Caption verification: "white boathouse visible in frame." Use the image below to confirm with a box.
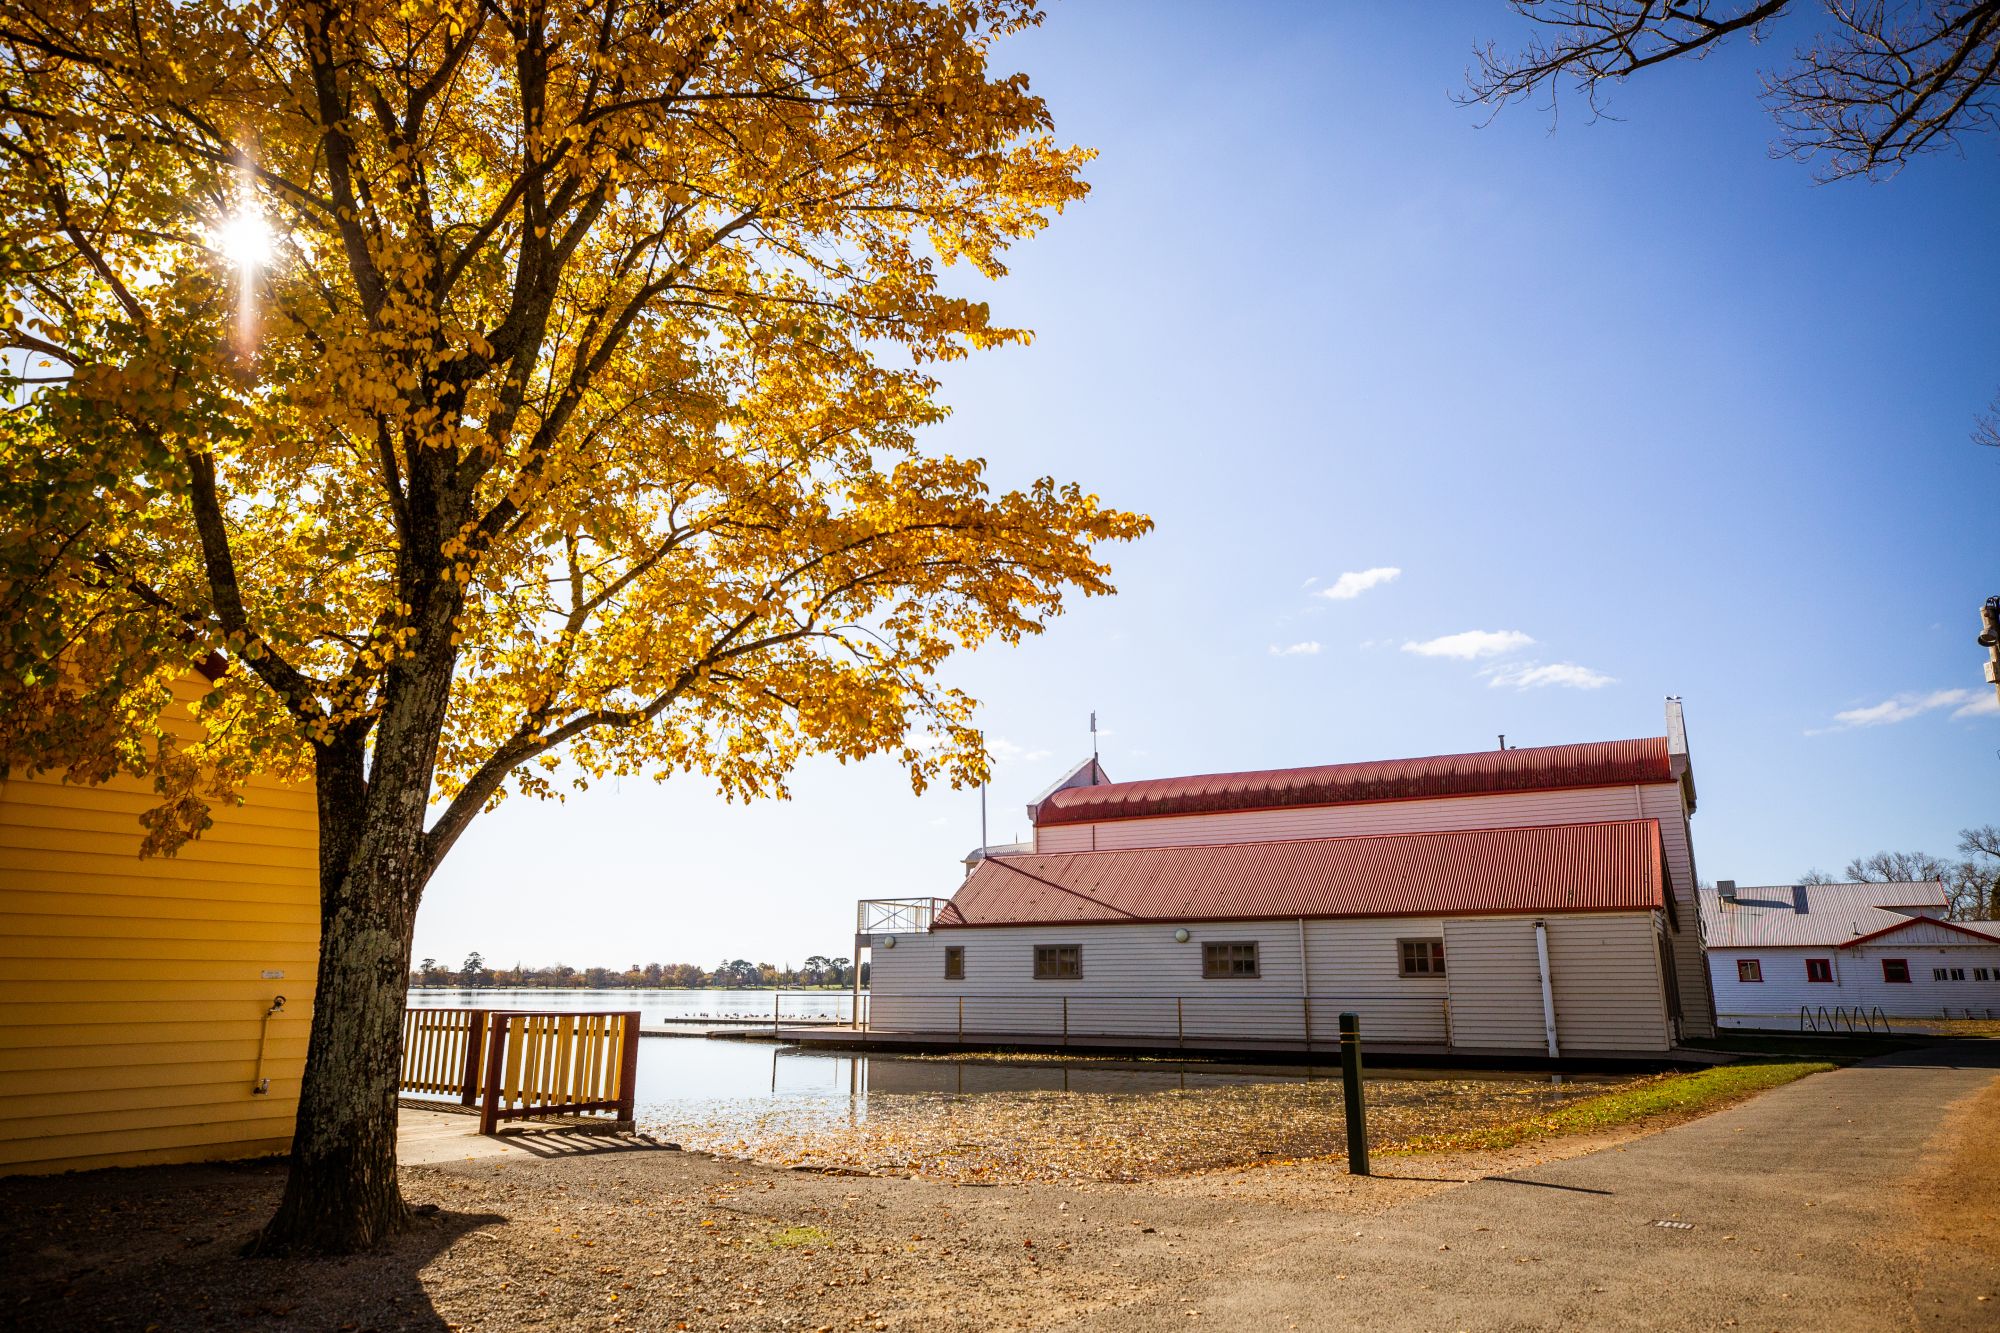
[857,702,1715,1055]
[1701,880,2000,1026]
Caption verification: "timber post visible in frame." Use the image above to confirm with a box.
[459,1010,488,1106]
[615,1009,641,1127]
[478,1012,510,1136]
[1340,1011,1369,1176]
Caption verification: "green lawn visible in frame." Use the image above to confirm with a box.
[1384,1061,1835,1155]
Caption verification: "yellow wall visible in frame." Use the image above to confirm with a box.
[0,679,319,1175]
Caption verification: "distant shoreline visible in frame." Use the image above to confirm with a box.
[410,976,856,984]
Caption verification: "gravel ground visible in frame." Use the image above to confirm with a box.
[0,1128,1551,1332]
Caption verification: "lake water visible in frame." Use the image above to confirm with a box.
[405,989,1606,1126]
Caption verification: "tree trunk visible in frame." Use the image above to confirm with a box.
[253,844,419,1253]
[254,697,443,1252]
[251,511,467,1253]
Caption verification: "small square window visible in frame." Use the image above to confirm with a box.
[1977,968,1991,982]
[1951,968,1966,982]
[1202,942,1260,979]
[1805,958,1832,983]
[1033,945,1081,980]
[1736,959,1763,983]
[1935,967,1950,982]
[943,946,964,980]
[1399,940,1446,977]
[1882,958,1910,983]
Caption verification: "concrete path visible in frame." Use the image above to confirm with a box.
[1106,1046,2000,1331]
[396,1106,661,1165]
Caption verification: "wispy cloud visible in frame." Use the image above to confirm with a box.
[1401,629,1535,660]
[1811,688,2000,733]
[989,737,1053,764]
[1318,566,1401,601]
[1484,661,1615,691]
[1269,640,1322,657]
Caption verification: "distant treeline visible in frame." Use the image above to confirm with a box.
[407,953,859,990]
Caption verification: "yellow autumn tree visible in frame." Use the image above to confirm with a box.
[0,0,1147,1251]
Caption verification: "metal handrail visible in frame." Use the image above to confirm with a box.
[856,897,951,934]
[859,992,1449,1048]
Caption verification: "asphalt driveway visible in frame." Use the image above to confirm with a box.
[1099,1045,2000,1332]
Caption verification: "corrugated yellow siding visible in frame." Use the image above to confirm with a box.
[0,678,319,1175]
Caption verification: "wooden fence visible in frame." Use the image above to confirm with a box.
[399,1008,640,1134]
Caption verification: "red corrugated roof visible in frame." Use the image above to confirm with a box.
[1034,737,1673,827]
[936,819,1665,928]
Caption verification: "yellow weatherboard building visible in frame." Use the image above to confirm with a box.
[0,677,318,1175]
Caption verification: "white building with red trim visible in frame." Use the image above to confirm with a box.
[1700,881,2000,1025]
[858,702,1714,1055]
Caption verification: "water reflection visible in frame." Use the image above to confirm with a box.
[623,1035,1610,1118]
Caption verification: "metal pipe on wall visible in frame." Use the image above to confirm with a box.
[1534,919,1560,1058]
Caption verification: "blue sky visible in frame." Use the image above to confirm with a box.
[412,1,1998,973]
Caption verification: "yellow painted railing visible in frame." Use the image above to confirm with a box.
[400,1008,640,1132]
[400,1008,489,1105]
[477,1010,640,1133]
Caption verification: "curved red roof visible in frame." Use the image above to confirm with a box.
[938,819,1666,927]
[1034,737,1672,828]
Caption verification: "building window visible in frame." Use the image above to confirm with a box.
[1399,940,1446,977]
[1202,942,1260,979]
[1977,968,1992,982]
[1934,967,1949,982]
[943,946,964,980]
[1736,959,1763,983]
[1805,958,1832,983]
[1033,945,1081,980]
[1882,959,1910,983]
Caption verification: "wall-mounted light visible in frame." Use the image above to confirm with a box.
[1174,928,1190,944]
[880,936,896,949]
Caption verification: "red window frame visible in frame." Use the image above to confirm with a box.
[1805,958,1832,983]
[1736,958,1763,983]
[1881,958,1911,984]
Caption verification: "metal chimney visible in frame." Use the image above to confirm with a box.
[1793,885,1810,914]
[1717,880,1737,903]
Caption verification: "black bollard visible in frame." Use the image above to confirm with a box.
[1339,1011,1369,1176]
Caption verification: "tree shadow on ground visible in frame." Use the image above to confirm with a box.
[0,1157,502,1332]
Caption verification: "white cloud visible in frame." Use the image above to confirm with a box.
[1811,688,2000,733]
[1269,640,1322,657]
[1318,566,1401,601]
[1484,661,1615,691]
[989,737,1053,764]
[1401,629,1535,660]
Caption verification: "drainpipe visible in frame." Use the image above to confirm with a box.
[1298,918,1312,1045]
[1534,920,1560,1058]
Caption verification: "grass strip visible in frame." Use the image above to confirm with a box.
[1382,1061,1834,1155]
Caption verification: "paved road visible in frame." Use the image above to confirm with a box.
[1105,1046,2000,1331]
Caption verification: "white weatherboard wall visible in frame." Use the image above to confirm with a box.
[1031,781,1713,1038]
[866,911,1669,1053]
[1710,937,2000,1023]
